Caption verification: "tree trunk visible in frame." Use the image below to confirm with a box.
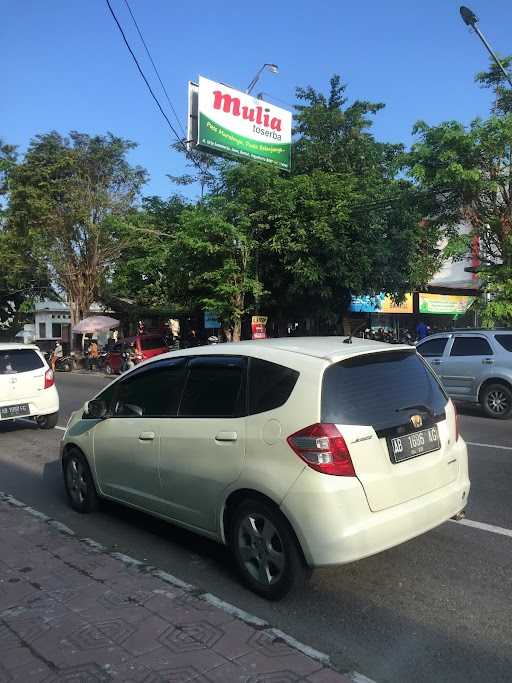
[232,318,241,342]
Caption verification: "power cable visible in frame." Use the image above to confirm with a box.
[104,0,214,181]
[121,0,187,139]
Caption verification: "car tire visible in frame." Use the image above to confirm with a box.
[229,498,310,600]
[36,411,59,429]
[63,448,99,513]
[480,382,512,419]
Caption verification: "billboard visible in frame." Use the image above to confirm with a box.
[190,76,292,171]
[350,293,413,314]
[419,293,475,315]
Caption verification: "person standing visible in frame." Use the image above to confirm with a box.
[87,339,99,371]
[416,320,429,341]
[51,341,63,371]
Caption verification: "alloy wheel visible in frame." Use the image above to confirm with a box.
[66,457,88,506]
[486,389,509,415]
[237,513,285,586]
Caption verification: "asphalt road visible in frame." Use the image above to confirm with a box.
[1,371,511,682]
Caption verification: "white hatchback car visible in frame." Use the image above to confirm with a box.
[61,337,469,599]
[0,343,59,429]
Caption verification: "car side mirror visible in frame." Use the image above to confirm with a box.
[85,399,108,420]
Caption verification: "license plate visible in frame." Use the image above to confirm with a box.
[0,404,30,419]
[388,425,440,463]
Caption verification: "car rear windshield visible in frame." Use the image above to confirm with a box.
[0,349,44,374]
[495,334,512,352]
[140,336,166,351]
[321,350,447,432]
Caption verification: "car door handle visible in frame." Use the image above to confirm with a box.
[215,431,238,442]
[482,358,494,365]
[138,431,155,441]
[430,359,443,365]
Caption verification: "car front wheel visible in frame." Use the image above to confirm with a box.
[36,411,59,429]
[63,449,99,513]
[229,498,310,600]
[481,383,512,419]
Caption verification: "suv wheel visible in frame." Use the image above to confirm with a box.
[63,449,99,513]
[229,499,310,600]
[480,383,512,419]
[36,411,59,429]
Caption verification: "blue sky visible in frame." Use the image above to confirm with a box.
[3,0,511,200]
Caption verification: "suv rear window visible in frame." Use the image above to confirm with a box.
[321,350,447,433]
[0,349,44,374]
[141,336,166,351]
[495,334,512,352]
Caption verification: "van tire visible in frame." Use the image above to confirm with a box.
[37,412,59,429]
[229,498,310,600]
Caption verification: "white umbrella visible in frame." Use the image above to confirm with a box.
[72,316,120,334]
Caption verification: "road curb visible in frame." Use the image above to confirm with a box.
[0,490,375,682]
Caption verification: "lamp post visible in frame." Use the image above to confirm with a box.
[459,6,512,89]
[246,63,279,95]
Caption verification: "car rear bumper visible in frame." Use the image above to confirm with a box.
[0,388,59,420]
[282,438,470,567]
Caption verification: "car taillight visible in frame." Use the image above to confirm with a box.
[287,423,356,476]
[44,369,54,389]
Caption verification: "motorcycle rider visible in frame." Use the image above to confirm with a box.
[51,341,63,371]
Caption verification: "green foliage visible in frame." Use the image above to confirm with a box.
[7,131,147,326]
[409,113,512,324]
[475,55,512,115]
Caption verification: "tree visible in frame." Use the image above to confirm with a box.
[475,55,512,115]
[7,132,147,332]
[409,115,512,324]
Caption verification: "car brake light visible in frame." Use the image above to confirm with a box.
[44,369,54,389]
[287,423,356,476]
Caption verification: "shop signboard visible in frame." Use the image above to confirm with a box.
[204,311,221,329]
[349,293,413,314]
[193,76,292,171]
[251,315,267,340]
[419,293,475,315]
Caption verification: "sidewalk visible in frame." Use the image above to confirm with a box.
[0,495,351,683]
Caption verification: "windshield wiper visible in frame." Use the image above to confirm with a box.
[396,403,433,416]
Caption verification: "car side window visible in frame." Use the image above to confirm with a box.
[495,334,512,352]
[248,357,299,415]
[417,337,449,358]
[178,356,246,418]
[112,358,187,417]
[450,336,493,356]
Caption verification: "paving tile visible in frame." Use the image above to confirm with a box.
[209,619,258,660]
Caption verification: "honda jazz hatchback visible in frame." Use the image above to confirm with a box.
[0,343,59,429]
[61,337,469,599]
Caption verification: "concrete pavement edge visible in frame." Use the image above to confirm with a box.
[0,490,377,683]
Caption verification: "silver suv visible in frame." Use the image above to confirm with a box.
[417,330,512,419]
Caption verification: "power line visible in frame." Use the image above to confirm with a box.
[121,0,187,139]
[104,0,214,181]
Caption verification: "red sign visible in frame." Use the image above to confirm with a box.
[251,316,267,340]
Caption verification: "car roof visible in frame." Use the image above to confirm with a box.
[421,330,512,340]
[156,337,412,364]
[0,343,41,351]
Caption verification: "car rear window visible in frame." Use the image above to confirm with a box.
[140,336,166,351]
[321,350,447,433]
[0,349,44,374]
[495,334,512,352]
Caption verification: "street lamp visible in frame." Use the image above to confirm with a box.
[246,63,279,95]
[459,6,512,89]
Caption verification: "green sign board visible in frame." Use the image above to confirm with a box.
[419,293,475,315]
[195,76,292,171]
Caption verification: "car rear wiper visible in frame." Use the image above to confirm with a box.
[396,403,433,416]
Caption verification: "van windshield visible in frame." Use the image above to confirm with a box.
[321,350,447,433]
